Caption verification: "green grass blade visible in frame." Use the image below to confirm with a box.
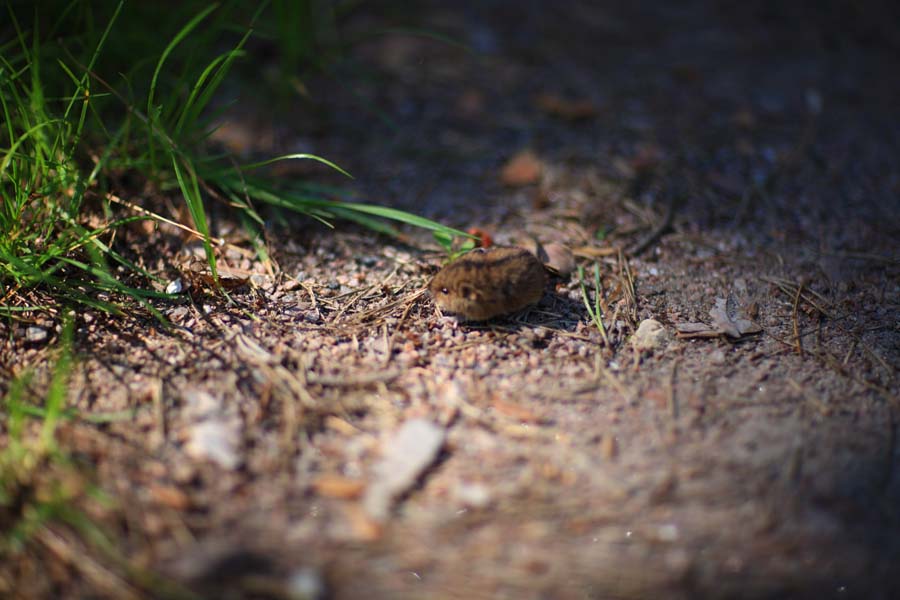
[40,316,74,451]
[172,154,218,280]
[239,153,354,178]
[147,3,219,168]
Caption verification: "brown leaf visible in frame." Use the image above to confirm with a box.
[534,93,598,120]
[492,397,544,423]
[709,297,761,338]
[629,144,663,174]
[312,475,365,499]
[500,150,543,187]
[149,484,191,510]
[542,243,575,277]
[600,434,618,460]
[340,504,383,541]
[573,245,619,258]
[456,89,485,118]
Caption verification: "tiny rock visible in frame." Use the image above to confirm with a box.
[25,326,48,343]
[185,419,242,470]
[165,278,184,294]
[287,567,327,600]
[632,319,669,352]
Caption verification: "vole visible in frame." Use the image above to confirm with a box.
[429,246,548,321]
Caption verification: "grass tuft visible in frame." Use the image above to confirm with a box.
[578,262,610,345]
[0,1,471,318]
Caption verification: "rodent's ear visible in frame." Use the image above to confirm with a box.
[459,283,477,300]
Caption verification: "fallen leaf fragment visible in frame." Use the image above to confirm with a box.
[675,298,762,340]
[149,484,191,510]
[492,397,544,423]
[312,475,365,500]
[709,297,761,338]
[543,242,576,276]
[528,240,576,276]
[340,504,383,542]
[600,434,618,460]
[674,323,721,339]
[534,93,598,120]
[629,144,663,174]
[363,419,446,521]
[456,89,485,117]
[500,150,543,187]
[573,245,619,259]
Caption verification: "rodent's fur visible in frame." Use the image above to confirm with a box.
[429,247,547,321]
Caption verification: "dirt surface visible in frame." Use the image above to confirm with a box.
[3,1,900,599]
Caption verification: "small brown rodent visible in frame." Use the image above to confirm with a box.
[429,246,548,321]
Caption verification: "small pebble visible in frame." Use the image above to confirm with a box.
[632,319,669,352]
[288,567,326,600]
[25,326,48,343]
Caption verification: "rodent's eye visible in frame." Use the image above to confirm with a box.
[440,287,449,294]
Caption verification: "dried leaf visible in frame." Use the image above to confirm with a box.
[312,475,365,499]
[709,297,761,338]
[149,484,191,510]
[534,93,598,120]
[500,150,543,187]
[492,397,544,423]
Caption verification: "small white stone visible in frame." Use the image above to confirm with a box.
[658,523,679,541]
[25,326,48,343]
[287,567,326,600]
[165,278,184,294]
[184,419,241,470]
[453,482,492,509]
[632,318,669,352]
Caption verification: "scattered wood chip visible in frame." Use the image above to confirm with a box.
[573,245,619,259]
[492,397,545,423]
[675,323,715,335]
[534,92,598,120]
[340,503,383,542]
[600,434,618,460]
[629,143,663,173]
[456,88,485,118]
[312,475,365,500]
[149,484,191,510]
[500,150,543,187]
[363,419,446,521]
